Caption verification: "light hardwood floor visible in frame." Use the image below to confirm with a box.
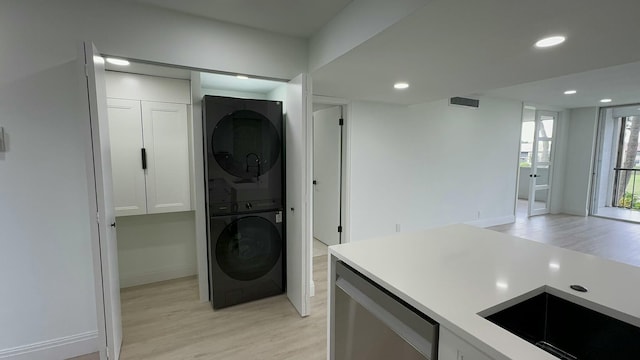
[489,201,640,268]
[116,253,329,360]
[71,210,640,359]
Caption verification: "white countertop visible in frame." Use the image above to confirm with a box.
[329,224,640,360]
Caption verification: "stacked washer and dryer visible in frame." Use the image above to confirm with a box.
[203,95,285,309]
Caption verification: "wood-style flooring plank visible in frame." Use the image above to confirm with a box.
[489,212,640,268]
[118,255,328,360]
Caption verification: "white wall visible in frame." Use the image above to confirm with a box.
[561,107,599,216]
[1,0,306,86]
[0,0,307,357]
[116,212,197,288]
[348,97,522,242]
[0,60,99,358]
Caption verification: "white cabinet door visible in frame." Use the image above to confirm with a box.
[107,98,146,216]
[142,101,191,214]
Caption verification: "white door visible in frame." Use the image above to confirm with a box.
[107,98,146,216]
[528,110,557,216]
[285,73,312,317]
[313,106,342,246]
[84,42,123,360]
[142,101,191,213]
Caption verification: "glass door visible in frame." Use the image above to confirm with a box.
[528,110,557,216]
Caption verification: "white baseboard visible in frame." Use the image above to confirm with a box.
[0,331,98,360]
[465,215,515,228]
[562,207,588,216]
[120,264,197,288]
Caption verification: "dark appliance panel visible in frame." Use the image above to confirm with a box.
[208,210,285,309]
[203,95,283,215]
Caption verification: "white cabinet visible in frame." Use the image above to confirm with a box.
[439,327,493,360]
[108,98,191,216]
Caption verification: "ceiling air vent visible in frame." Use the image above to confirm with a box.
[449,97,479,109]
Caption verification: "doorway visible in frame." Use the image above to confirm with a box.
[84,42,313,360]
[311,100,348,259]
[591,104,640,222]
[312,105,343,247]
[517,106,558,217]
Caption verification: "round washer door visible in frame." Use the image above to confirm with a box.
[216,216,282,281]
[212,109,281,179]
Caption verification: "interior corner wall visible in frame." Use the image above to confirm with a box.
[561,107,599,216]
[347,97,522,242]
[309,0,429,71]
[0,0,307,356]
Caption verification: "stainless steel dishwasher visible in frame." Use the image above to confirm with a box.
[330,259,439,359]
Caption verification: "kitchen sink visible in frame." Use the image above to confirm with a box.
[481,289,640,359]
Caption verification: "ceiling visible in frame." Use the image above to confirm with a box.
[312,0,640,107]
[119,0,640,109]
[485,61,640,109]
[124,0,352,38]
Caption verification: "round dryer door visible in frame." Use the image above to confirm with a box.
[212,109,281,179]
[216,216,282,281]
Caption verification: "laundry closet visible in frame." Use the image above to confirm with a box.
[103,63,305,313]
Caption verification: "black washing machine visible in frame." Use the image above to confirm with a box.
[203,95,283,215]
[208,210,285,309]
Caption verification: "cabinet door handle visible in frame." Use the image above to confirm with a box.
[141,148,147,170]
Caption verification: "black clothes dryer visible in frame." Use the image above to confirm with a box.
[208,210,285,309]
[203,95,283,216]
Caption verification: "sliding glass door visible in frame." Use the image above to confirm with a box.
[592,105,640,222]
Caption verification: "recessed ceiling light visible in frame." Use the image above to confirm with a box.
[236,75,249,80]
[93,56,105,64]
[394,82,409,89]
[535,35,566,48]
[564,90,577,95]
[106,57,130,66]
[600,98,612,103]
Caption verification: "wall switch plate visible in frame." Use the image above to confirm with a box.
[0,127,5,152]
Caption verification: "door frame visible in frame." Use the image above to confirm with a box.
[528,109,558,216]
[312,95,351,245]
[81,41,122,360]
[80,42,108,360]
[514,103,564,219]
